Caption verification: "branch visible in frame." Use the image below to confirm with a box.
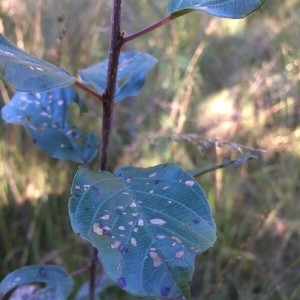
[89,248,99,300]
[75,80,103,102]
[70,266,90,277]
[100,0,124,171]
[123,10,191,44]
[90,1,123,297]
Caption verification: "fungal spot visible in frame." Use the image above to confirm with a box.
[58,100,64,106]
[122,191,129,195]
[115,209,123,215]
[175,249,185,259]
[117,206,124,210]
[128,221,134,226]
[171,236,182,244]
[130,202,137,208]
[185,180,195,186]
[160,287,170,297]
[130,237,137,247]
[116,261,122,271]
[138,219,144,226]
[133,227,139,233]
[193,219,200,224]
[149,172,157,178]
[100,214,110,220]
[168,201,172,204]
[119,244,128,256]
[149,190,154,194]
[156,234,166,239]
[38,267,47,278]
[103,226,110,231]
[93,223,104,235]
[163,186,170,190]
[150,218,166,226]
[126,178,132,183]
[111,240,121,249]
[149,251,163,267]
[118,225,125,231]
[117,277,126,288]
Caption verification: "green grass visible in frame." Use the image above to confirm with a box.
[0,0,300,299]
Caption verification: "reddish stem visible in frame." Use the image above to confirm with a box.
[123,11,191,44]
[100,0,124,171]
[75,80,103,102]
[70,267,90,277]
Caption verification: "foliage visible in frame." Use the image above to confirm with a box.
[0,1,271,300]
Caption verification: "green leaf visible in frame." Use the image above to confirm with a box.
[168,0,267,18]
[0,34,75,92]
[69,163,216,299]
[79,51,157,103]
[189,152,258,177]
[1,87,99,164]
[0,265,74,299]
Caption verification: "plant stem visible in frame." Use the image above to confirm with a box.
[75,80,103,102]
[70,266,90,277]
[100,0,124,171]
[123,11,191,44]
[89,248,99,300]
[89,1,123,299]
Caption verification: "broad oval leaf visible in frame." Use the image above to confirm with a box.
[0,265,74,300]
[0,34,75,92]
[1,87,99,163]
[69,163,216,299]
[79,51,157,103]
[168,0,267,18]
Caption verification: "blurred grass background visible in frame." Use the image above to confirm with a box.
[0,0,299,299]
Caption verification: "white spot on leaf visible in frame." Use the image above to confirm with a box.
[175,249,185,259]
[138,219,144,226]
[149,251,163,267]
[111,240,121,249]
[150,218,166,226]
[156,234,166,239]
[118,226,125,231]
[130,202,137,208]
[93,223,104,235]
[171,236,182,244]
[100,214,110,220]
[149,172,157,178]
[131,237,137,247]
[185,180,195,186]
